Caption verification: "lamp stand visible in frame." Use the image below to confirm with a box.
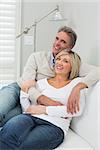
[16,5,65,52]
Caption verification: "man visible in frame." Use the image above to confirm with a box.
[0,26,100,125]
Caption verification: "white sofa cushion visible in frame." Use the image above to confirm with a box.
[55,129,93,150]
[70,82,100,150]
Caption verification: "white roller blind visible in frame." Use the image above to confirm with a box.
[0,0,17,84]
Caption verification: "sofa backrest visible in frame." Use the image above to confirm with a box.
[70,81,100,150]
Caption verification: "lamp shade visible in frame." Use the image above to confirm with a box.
[51,6,67,21]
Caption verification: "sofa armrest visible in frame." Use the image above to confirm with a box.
[70,81,100,150]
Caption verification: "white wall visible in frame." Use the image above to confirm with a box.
[63,3,98,64]
[97,2,100,66]
[20,1,99,74]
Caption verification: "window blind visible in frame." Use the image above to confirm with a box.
[0,0,17,84]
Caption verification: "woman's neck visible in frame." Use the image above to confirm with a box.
[54,74,69,82]
[48,74,71,89]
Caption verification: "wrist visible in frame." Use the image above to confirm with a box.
[42,106,47,114]
[75,82,88,91]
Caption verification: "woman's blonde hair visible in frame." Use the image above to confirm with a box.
[55,49,81,80]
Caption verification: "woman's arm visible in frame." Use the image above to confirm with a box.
[20,80,63,114]
[20,91,31,112]
[46,90,86,118]
[20,90,45,115]
[25,89,86,117]
[20,89,46,114]
[21,79,63,106]
[20,80,36,112]
[20,89,85,117]
[20,91,46,115]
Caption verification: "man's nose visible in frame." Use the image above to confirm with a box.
[56,40,61,45]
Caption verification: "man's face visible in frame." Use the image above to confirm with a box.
[52,31,71,57]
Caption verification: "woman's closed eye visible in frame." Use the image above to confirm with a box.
[56,57,60,61]
[63,59,69,63]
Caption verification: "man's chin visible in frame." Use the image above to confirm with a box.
[52,49,62,55]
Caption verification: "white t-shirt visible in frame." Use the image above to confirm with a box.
[20,77,86,133]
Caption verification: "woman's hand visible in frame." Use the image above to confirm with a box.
[26,105,46,115]
[21,80,36,93]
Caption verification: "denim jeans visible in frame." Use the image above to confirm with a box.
[0,82,21,126]
[0,114,64,150]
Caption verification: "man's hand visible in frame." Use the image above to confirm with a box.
[37,95,63,106]
[21,80,36,93]
[26,105,46,115]
[67,82,87,114]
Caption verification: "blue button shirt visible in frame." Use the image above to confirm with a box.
[50,54,55,68]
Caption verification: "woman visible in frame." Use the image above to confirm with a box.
[0,50,85,150]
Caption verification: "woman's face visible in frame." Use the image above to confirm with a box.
[55,54,71,76]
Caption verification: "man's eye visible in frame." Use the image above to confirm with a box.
[63,41,66,44]
[56,37,59,40]
[61,40,66,44]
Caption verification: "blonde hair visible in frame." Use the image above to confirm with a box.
[55,49,81,80]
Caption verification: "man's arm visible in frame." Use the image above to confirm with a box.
[26,90,85,117]
[79,63,100,87]
[67,82,87,114]
[18,53,42,104]
[37,95,63,106]
[67,63,100,114]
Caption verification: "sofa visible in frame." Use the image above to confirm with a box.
[0,81,99,150]
[55,81,100,150]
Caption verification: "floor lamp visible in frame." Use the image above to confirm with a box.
[16,5,66,51]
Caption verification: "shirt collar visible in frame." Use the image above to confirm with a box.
[50,53,55,68]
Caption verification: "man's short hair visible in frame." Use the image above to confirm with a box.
[58,26,77,49]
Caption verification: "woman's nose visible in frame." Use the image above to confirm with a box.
[57,60,63,65]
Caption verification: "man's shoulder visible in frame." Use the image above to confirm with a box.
[27,51,52,64]
[30,51,51,57]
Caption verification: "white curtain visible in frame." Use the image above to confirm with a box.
[0,0,18,84]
